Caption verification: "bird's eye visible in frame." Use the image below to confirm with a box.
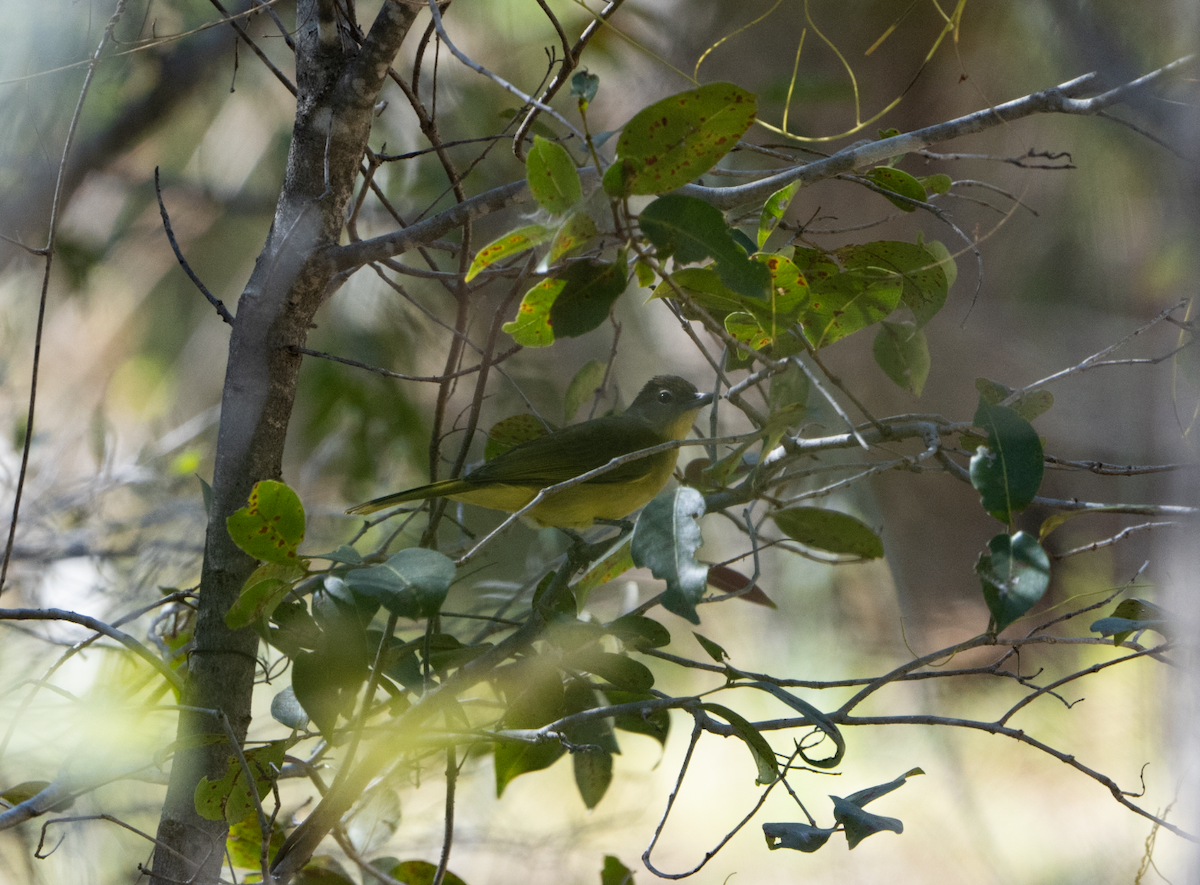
[658,389,672,403]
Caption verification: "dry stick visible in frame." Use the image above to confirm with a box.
[154,168,235,324]
[0,0,129,599]
[287,343,518,382]
[1004,299,1190,401]
[424,0,584,142]
[432,745,458,885]
[36,814,193,865]
[511,0,626,159]
[207,0,296,95]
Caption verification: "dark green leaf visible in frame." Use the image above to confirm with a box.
[574,749,613,809]
[374,859,469,885]
[567,650,655,692]
[548,255,629,339]
[606,690,670,745]
[640,195,771,300]
[571,70,600,105]
[605,613,671,649]
[976,531,1051,632]
[693,631,728,662]
[701,702,778,784]
[770,507,883,558]
[344,548,455,620]
[763,821,835,853]
[843,768,924,807]
[830,795,904,849]
[631,487,708,624]
[969,401,1044,523]
[601,855,635,885]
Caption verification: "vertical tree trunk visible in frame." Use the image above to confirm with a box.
[149,3,418,880]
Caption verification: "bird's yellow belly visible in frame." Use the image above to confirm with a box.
[447,451,679,529]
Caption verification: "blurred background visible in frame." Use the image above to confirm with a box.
[0,1,1197,882]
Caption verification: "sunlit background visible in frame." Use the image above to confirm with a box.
[1,1,1197,882]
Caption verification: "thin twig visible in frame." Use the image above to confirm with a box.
[0,0,130,599]
[154,168,235,324]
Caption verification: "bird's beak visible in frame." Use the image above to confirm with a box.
[694,390,715,408]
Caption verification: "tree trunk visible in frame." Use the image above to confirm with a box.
[149,3,418,880]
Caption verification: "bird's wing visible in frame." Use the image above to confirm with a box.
[466,417,669,486]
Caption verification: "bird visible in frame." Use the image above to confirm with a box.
[346,375,712,529]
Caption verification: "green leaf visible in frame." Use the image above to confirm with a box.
[225,561,305,629]
[526,136,582,214]
[650,266,745,323]
[763,821,835,853]
[758,181,801,249]
[701,702,778,785]
[574,749,613,810]
[606,689,670,745]
[873,321,930,396]
[344,548,455,620]
[693,631,728,662]
[969,401,1044,523]
[918,173,952,194]
[373,859,469,885]
[465,224,552,282]
[546,211,598,265]
[194,741,286,824]
[571,538,635,611]
[801,267,902,349]
[749,681,845,769]
[571,70,600,106]
[1090,598,1171,646]
[836,240,950,328]
[495,669,567,796]
[502,277,562,346]
[484,413,552,461]
[602,82,756,196]
[605,613,671,649]
[226,814,286,870]
[601,855,635,885]
[770,507,883,558]
[631,487,708,624]
[767,361,809,430]
[565,359,607,421]
[975,531,1051,632]
[974,378,1054,421]
[640,194,771,300]
[830,795,904,849]
[843,768,924,807]
[549,255,629,338]
[226,480,306,565]
[863,166,927,211]
[567,650,655,693]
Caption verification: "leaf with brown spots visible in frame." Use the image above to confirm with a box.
[602,83,757,197]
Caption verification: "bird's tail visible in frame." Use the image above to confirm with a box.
[345,478,471,516]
